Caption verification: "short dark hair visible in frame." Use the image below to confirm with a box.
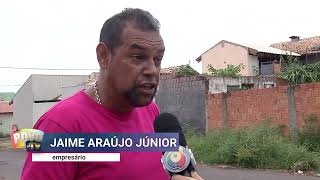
[99,8,160,54]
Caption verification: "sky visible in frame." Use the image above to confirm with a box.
[0,0,319,92]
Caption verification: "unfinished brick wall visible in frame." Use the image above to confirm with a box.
[207,82,320,131]
[295,83,320,128]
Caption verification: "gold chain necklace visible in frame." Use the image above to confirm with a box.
[93,81,102,105]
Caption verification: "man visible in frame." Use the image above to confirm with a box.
[21,8,203,180]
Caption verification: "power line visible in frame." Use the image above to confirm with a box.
[0,66,98,71]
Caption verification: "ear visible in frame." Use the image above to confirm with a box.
[96,42,111,69]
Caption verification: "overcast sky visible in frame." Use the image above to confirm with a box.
[0,0,319,92]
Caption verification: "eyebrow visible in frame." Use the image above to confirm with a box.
[129,43,166,53]
[129,44,145,50]
[157,48,165,54]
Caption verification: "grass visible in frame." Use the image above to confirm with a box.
[187,122,320,172]
[297,114,320,153]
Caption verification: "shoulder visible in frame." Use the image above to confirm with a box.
[146,100,160,117]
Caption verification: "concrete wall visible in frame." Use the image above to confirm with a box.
[248,55,259,76]
[13,76,33,129]
[32,75,62,101]
[155,75,277,132]
[32,102,57,126]
[0,113,13,136]
[155,75,208,133]
[201,41,252,76]
[208,77,240,94]
[240,76,275,89]
[32,75,89,101]
[62,85,87,99]
[13,74,91,128]
[208,76,276,94]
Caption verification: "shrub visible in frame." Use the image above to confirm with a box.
[175,65,199,76]
[207,63,245,77]
[279,56,320,85]
[187,122,320,171]
[298,114,320,152]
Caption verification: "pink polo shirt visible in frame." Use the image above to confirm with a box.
[21,90,169,180]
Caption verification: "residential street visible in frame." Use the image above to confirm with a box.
[0,149,319,180]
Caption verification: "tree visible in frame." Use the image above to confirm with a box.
[175,65,199,76]
[279,56,320,85]
[207,63,245,77]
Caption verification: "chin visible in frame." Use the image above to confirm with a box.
[131,97,153,107]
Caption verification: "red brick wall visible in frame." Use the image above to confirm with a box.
[207,82,320,131]
[207,94,224,129]
[295,83,320,128]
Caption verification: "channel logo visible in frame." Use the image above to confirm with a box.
[11,126,44,149]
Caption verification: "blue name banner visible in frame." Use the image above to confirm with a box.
[31,133,179,152]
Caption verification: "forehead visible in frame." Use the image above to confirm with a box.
[120,25,165,50]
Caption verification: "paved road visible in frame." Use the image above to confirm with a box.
[0,149,319,180]
[198,165,319,180]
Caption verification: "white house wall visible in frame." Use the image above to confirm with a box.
[13,76,33,129]
[32,75,89,101]
[61,85,89,99]
[0,113,13,136]
[32,102,57,126]
[32,75,62,101]
[58,75,89,87]
[247,55,259,76]
[201,41,249,76]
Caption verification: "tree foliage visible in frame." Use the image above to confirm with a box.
[207,63,245,77]
[175,65,199,76]
[279,56,320,85]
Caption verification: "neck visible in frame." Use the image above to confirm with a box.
[87,79,133,113]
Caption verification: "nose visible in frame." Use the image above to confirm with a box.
[143,59,158,77]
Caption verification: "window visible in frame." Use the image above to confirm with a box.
[227,85,240,92]
[260,62,274,75]
[241,84,254,90]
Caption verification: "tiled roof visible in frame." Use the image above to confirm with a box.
[196,40,300,62]
[160,67,177,74]
[0,102,13,113]
[244,43,300,56]
[271,36,320,54]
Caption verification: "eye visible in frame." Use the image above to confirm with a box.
[131,54,145,60]
[154,57,163,66]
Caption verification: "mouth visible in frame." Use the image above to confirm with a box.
[137,83,157,95]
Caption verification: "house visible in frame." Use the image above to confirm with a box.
[196,40,300,76]
[0,92,14,136]
[12,73,98,129]
[271,36,320,64]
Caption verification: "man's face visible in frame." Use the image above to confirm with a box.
[108,24,165,107]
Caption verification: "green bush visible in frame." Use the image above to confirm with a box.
[175,65,199,76]
[207,63,245,77]
[187,122,320,171]
[298,114,320,152]
[279,56,320,85]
